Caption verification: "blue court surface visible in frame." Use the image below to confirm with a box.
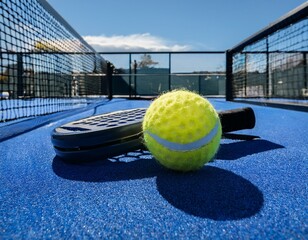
[0,98,307,239]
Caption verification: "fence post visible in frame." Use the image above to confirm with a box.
[225,50,233,101]
[244,53,247,97]
[266,37,270,98]
[198,75,201,95]
[106,61,113,100]
[129,54,132,99]
[133,59,137,98]
[304,52,307,98]
[168,53,171,91]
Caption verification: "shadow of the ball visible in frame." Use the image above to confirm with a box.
[156,166,264,220]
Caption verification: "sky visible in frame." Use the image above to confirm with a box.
[45,0,307,72]
[46,0,307,52]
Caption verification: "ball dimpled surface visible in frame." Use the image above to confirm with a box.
[142,90,222,172]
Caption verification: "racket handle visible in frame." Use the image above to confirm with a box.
[219,107,256,133]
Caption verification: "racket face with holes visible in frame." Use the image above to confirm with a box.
[51,108,146,162]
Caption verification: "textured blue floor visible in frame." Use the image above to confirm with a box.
[0,99,307,239]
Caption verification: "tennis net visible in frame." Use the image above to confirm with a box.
[0,0,107,122]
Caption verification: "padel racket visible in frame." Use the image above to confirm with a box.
[51,107,256,162]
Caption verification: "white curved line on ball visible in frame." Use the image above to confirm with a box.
[145,121,220,152]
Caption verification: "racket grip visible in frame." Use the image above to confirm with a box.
[218,107,256,133]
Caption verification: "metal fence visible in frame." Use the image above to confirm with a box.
[1,0,307,122]
[226,3,308,101]
[100,52,226,98]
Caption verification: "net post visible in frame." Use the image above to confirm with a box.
[226,50,234,101]
[17,53,24,98]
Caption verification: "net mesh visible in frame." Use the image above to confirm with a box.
[0,0,106,122]
[231,13,308,100]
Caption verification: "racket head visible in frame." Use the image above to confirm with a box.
[51,108,146,162]
[51,107,257,162]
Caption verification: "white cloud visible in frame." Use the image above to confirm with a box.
[82,33,191,52]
